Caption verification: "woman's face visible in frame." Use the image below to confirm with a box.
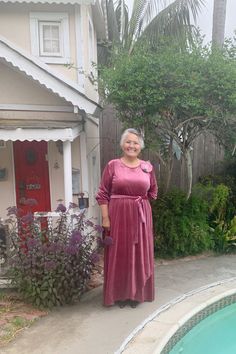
[122,133,141,158]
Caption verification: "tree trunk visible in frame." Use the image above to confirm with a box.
[212,0,227,47]
[184,149,193,199]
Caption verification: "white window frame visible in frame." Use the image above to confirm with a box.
[30,12,70,64]
[39,21,63,57]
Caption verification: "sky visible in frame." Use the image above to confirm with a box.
[125,0,236,44]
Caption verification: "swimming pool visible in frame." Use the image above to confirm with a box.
[169,301,236,353]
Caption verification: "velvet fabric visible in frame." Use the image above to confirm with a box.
[96,159,158,306]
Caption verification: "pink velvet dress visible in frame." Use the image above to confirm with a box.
[96,158,158,306]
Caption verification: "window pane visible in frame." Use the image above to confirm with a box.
[43,40,52,53]
[39,22,61,56]
[51,26,59,39]
[51,40,60,53]
[43,25,51,39]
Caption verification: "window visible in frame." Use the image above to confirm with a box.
[39,22,62,57]
[30,13,70,64]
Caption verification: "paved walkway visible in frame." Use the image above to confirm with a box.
[2,254,236,354]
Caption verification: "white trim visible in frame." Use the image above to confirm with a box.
[10,142,17,207]
[75,4,85,92]
[30,12,71,64]
[0,104,74,112]
[0,36,99,113]
[47,142,53,211]
[79,131,89,195]
[63,141,73,207]
[0,126,83,142]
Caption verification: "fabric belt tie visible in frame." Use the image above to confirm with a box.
[110,194,148,243]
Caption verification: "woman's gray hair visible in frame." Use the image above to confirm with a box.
[120,128,145,149]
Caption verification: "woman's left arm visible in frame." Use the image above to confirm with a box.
[148,168,158,200]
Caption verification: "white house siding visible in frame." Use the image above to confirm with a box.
[81,5,99,103]
[0,62,70,107]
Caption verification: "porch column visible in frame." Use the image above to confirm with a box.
[80,131,89,195]
[63,141,73,207]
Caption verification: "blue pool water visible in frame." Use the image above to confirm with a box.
[170,302,236,354]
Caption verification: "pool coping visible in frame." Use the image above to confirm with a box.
[118,277,236,354]
[158,285,236,354]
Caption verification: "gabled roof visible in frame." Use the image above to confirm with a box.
[0,36,100,115]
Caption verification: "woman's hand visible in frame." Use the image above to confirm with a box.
[102,215,110,229]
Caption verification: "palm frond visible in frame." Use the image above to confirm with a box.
[128,0,205,52]
[126,0,150,50]
[115,0,129,43]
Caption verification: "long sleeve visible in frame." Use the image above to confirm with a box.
[96,162,113,205]
[148,168,158,200]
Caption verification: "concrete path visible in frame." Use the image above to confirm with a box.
[2,254,236,354]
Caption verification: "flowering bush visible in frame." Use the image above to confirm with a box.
[1,202,102,308]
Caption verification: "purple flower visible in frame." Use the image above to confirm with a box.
[48,242,63,253]
[42,244,50,253]
[44,260,56,271]
[26,238,38,250]
[65,245,78,255]
[70,230,82,245]
[94,225,103,233]
[55,203,67,213]
[7,206,23,217]
[21,212,34,224]
[140,161,153,173]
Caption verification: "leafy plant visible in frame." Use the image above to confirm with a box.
[210,216,236,253]
[152,189,212,258]
[1,203,102,309]
[192,181,236,253]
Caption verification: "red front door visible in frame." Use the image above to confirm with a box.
[14,141,51,214]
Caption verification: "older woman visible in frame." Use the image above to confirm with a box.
[96,128,158,308]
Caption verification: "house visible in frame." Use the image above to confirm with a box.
[0,0,105,220]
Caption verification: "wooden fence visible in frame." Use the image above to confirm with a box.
[99,105,225,192]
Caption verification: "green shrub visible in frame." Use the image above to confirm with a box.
[192,182,236,253]
[153,189,212,258]
[1,203,102,309]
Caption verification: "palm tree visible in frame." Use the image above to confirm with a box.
[100,0,205,53]
[212,0,227,47]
